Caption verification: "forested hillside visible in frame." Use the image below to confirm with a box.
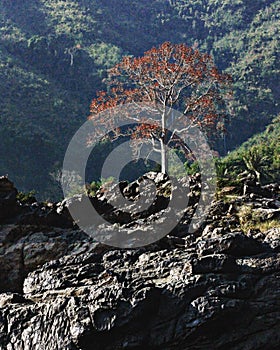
[0,0,279,199]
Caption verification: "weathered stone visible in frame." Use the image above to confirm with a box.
[0,175,279,349]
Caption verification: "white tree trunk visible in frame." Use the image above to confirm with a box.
[160,108,167,174]
[160,138,167,174]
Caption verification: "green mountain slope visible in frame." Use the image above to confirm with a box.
[0,0,279,198]
[218,115,280,186]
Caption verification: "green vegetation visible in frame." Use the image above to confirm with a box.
[217,115,280,187]
[16,190,36,204]
[0,0,279,198]
[87,177,116,197]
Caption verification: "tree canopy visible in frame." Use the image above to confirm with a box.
[89,42,231,173]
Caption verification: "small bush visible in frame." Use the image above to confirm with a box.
[16,190,36,204]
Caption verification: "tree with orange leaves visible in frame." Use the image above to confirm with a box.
[89,42,231,173]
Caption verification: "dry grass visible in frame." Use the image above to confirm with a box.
[237,204,280,232]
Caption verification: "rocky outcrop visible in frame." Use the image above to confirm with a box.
[0,230,279,350]
[0,176,279,349]
[0,177,88,293]
[0,224,94,293]
[0,176,19,222]
[0,176,73,228]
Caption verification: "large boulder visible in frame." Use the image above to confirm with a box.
[0,224,94,293]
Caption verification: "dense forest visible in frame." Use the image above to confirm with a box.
[0,0,279,199]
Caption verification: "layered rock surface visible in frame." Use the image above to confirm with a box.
[0,175,279,349]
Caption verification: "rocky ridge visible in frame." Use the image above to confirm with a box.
[0,175,279,349]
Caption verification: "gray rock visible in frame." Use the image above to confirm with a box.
[0,175,279,349]
[0,231,279,350]
[263,227,280,251]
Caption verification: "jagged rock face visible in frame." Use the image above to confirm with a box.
[0,224,95,293]
[0,176,279,349]
[0,231,279,350]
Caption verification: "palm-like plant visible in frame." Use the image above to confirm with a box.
[242,146,270,185]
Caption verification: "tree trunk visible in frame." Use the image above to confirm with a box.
[160,138,167,174]
[161,108,168,174]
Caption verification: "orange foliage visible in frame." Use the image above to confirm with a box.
[89,41,232,143]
